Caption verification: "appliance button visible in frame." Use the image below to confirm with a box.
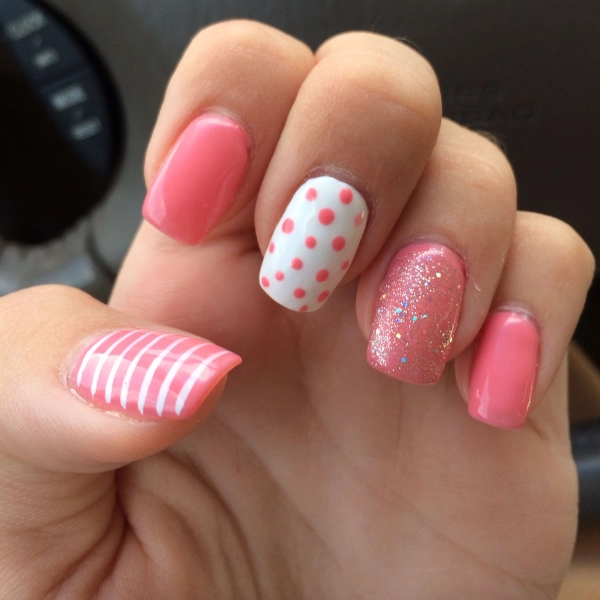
[1,2,47,42]
[41,69,116,176]
[0,0,86,83]
[47,81,88,111]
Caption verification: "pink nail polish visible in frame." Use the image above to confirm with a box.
[69,330,241,419]
[367,242,465,384]
[143,113,251,245]
[468,311,539,429]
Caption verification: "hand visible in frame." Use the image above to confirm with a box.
[0,21,594,599]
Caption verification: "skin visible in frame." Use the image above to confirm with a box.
[0,21,595,600]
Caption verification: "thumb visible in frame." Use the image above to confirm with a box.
[0,285,240,473]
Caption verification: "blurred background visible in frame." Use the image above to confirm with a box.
[0,1,598,595]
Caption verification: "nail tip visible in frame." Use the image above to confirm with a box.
[219,351,243,371]
[470,414,527,430]
[468,401,527,429]
[366,352,443,385]
[263,294,323,314]
[142,210,203,246]
[174,351,242,420]
[259,274,328,313]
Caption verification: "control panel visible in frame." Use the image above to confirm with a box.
[0,0,121,243]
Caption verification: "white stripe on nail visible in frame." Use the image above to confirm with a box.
[155,343,209,417]
[104,331,153,404]
[90,330,139,400]
[137,336,187,414]
[76,331,119,386]
[175,350,231,416]
[120,334,169,409]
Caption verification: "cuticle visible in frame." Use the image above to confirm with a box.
[394,235,469,276]
[196,107,256,160]
[492,304,541,333]
[301,165,375,222]
[60,327,133,387]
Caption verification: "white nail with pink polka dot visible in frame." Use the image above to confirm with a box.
[259,175,368,312]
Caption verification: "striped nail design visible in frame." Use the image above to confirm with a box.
[259,175,368,312]
[69,330,241,419]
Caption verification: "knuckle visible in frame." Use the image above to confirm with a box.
[466,150,515,206]
[392,39,441,102]
[518,213,596,285]
[544,217,595,279]
[190,19,310,65]
[319,31,439,86]
[192,20,269,50]
[434,125,517,210]
[314,51,441,125]
[316,33,442,123]
[0,285,90,324]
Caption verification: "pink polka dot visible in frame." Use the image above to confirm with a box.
[305,236,317,249]
[291,258,303,270]
[294,288,306,299]
[316,269,329,282]
[341,260,350,270]
[339,188,353,204]
[299,305,308,312]
[354,212,364,226]
[275,271,284,281]
[306,188,318,200]
[318,291,330,302]
[282,218,295,233]
[269,242,275,253]
[332,236,346,251]
[261,277,270,288]
[318,208,335,226]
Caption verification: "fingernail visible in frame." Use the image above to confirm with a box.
[259,176,368,312]
[69,330,241,419]
[143,113,251,245]
[367,242,465,384]
[468,311,539,429]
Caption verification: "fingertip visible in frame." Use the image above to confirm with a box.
[0,286,241,472]
[461,212,592,431]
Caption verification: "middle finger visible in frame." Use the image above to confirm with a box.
[256,32,442,312]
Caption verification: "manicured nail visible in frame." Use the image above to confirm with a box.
[143,113,251,245]
[468,311,539,429]
[259,176,368,312]
[367,242,465,384]
[69,330,241,419]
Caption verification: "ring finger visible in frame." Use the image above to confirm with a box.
[358,119,517,384]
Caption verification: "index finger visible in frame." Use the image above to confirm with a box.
[141,20,314,246]
[111,21,314,322]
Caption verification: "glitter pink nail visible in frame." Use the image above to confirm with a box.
[367,242,465,384]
